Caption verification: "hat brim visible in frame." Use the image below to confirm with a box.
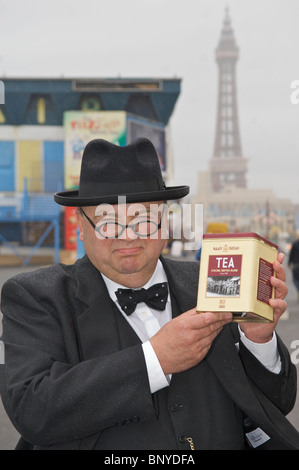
[54,185,190,207]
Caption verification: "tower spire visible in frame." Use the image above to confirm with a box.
[217,6,237,54]
[210,8,247,192]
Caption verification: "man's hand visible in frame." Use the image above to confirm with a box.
[240,252,288,343]
[150,309,232,375]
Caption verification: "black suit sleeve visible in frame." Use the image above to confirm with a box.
[238,336,297,415]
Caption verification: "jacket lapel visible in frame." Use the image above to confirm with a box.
[160,256,199,316]
[76,291,120,360]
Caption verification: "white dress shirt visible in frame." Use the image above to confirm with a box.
[102,260,281,394]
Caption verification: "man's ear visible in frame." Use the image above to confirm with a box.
[75,208,84,241]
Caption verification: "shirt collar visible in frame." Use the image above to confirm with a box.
[102,259,168,303]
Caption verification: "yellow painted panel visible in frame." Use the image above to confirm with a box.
[0,108,6,123]
[37,98,46,124]
[18,140,41,191]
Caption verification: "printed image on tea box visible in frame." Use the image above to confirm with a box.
[206,255,242,298]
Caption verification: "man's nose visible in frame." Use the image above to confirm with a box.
[118,224,139,240]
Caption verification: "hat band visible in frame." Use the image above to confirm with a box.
[79,178,165,198]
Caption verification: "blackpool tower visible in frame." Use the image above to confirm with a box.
[209,8,247,192]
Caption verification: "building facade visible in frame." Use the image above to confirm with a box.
[0,77,181,194]
[0,77,181,258]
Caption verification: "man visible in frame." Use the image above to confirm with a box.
[0,138,298,450]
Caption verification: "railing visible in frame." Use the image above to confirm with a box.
[0,179,61,265]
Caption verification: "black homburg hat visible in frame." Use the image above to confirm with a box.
[54,138,189,206]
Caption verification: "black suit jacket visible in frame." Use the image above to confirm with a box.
[0,255,298,450]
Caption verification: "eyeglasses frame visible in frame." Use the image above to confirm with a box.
[79,204,166,239]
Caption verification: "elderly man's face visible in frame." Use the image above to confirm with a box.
[77,201,167,287]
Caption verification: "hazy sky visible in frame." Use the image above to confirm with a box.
[0,0,298,203]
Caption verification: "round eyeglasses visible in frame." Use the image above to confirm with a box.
[80,208,164,239]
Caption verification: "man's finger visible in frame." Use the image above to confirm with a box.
[189,311,232,330]
[269,297,287,315]
[271,276,288,300]
[273,254,286,282]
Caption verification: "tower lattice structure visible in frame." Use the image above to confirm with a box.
[210,9,247,192]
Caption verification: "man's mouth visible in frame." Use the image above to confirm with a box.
[114,246,142,255]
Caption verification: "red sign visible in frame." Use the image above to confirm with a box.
[208,255,242,277]
[64,206,77,250]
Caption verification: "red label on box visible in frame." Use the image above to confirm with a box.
[208,255,242,277]
[257,258,273,304]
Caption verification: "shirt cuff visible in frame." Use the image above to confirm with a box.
[142,341,171,394]
[238,325,282,374]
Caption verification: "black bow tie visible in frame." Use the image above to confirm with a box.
[115,282,168,315]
